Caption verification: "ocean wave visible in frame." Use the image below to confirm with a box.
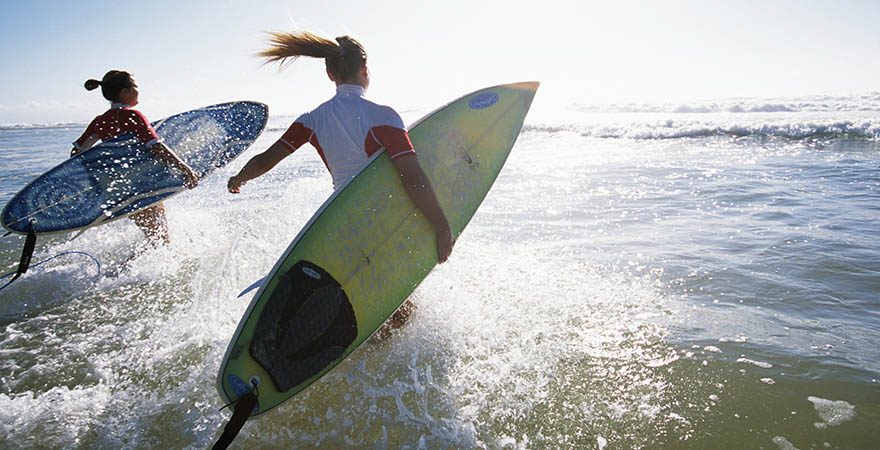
[668,103,797,114]
[523,119,880,141]
[0,122,86,130]
[571,92,880,114]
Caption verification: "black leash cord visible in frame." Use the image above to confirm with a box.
[211,384,259,450]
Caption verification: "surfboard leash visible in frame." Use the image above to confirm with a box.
[0,250,102,292]
[0,220,37,289]
[212,380,260,450]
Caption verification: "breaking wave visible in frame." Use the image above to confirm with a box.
[524,119,880,141]
[570,92,880,114]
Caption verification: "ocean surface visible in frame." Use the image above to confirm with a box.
[1,92,879,449]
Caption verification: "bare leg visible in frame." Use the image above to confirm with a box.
[373,298,417,342]
[129,203,170,246]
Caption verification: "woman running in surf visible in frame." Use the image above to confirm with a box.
[72,70,200,245]
[227,31,454,331]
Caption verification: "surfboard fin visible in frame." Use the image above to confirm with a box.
[237,277,265,298]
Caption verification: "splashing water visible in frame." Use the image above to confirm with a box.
[2,100,879,448]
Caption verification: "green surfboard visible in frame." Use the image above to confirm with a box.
[217,82,539,416]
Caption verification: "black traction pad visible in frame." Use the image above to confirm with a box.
[250,260,358,392]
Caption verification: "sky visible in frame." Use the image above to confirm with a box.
[1,0,879,125]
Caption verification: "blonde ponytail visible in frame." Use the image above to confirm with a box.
[259,31,338,65]
[259,30,367,83]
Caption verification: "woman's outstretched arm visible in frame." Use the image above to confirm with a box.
[227,140,291,193]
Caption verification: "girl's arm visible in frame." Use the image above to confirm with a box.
[227,140,291,193]
[71,124,100,156]
[392,154,454,263]
[147,141,200,189]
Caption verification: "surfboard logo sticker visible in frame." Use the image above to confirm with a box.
[302,267,321,280]
[469,92,499,109]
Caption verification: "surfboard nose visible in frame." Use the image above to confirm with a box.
[502,82,539,108]
[507,81,540,93]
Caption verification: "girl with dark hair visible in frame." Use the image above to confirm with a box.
[72,70,200,245]
[227,31,454,334]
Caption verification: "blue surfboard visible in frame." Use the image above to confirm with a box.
[1,101,268,235]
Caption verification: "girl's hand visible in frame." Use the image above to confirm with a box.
[436,228,455,263]
[184,169,200,189]
[227,175,244,193]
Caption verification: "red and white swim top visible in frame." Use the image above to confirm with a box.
[73,103,161,151]
[279,84,415,189]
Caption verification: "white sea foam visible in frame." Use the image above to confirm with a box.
[808,396,856,428]
[772,436,801,450]
[570,92,880,114]
[524,115,880,140]
[736,358,774,369]
[0,384,112,445]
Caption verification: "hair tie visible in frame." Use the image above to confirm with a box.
[336,36,348,57]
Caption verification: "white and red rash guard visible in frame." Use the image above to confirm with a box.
[73,103,161,151]
[279,84,416,189]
